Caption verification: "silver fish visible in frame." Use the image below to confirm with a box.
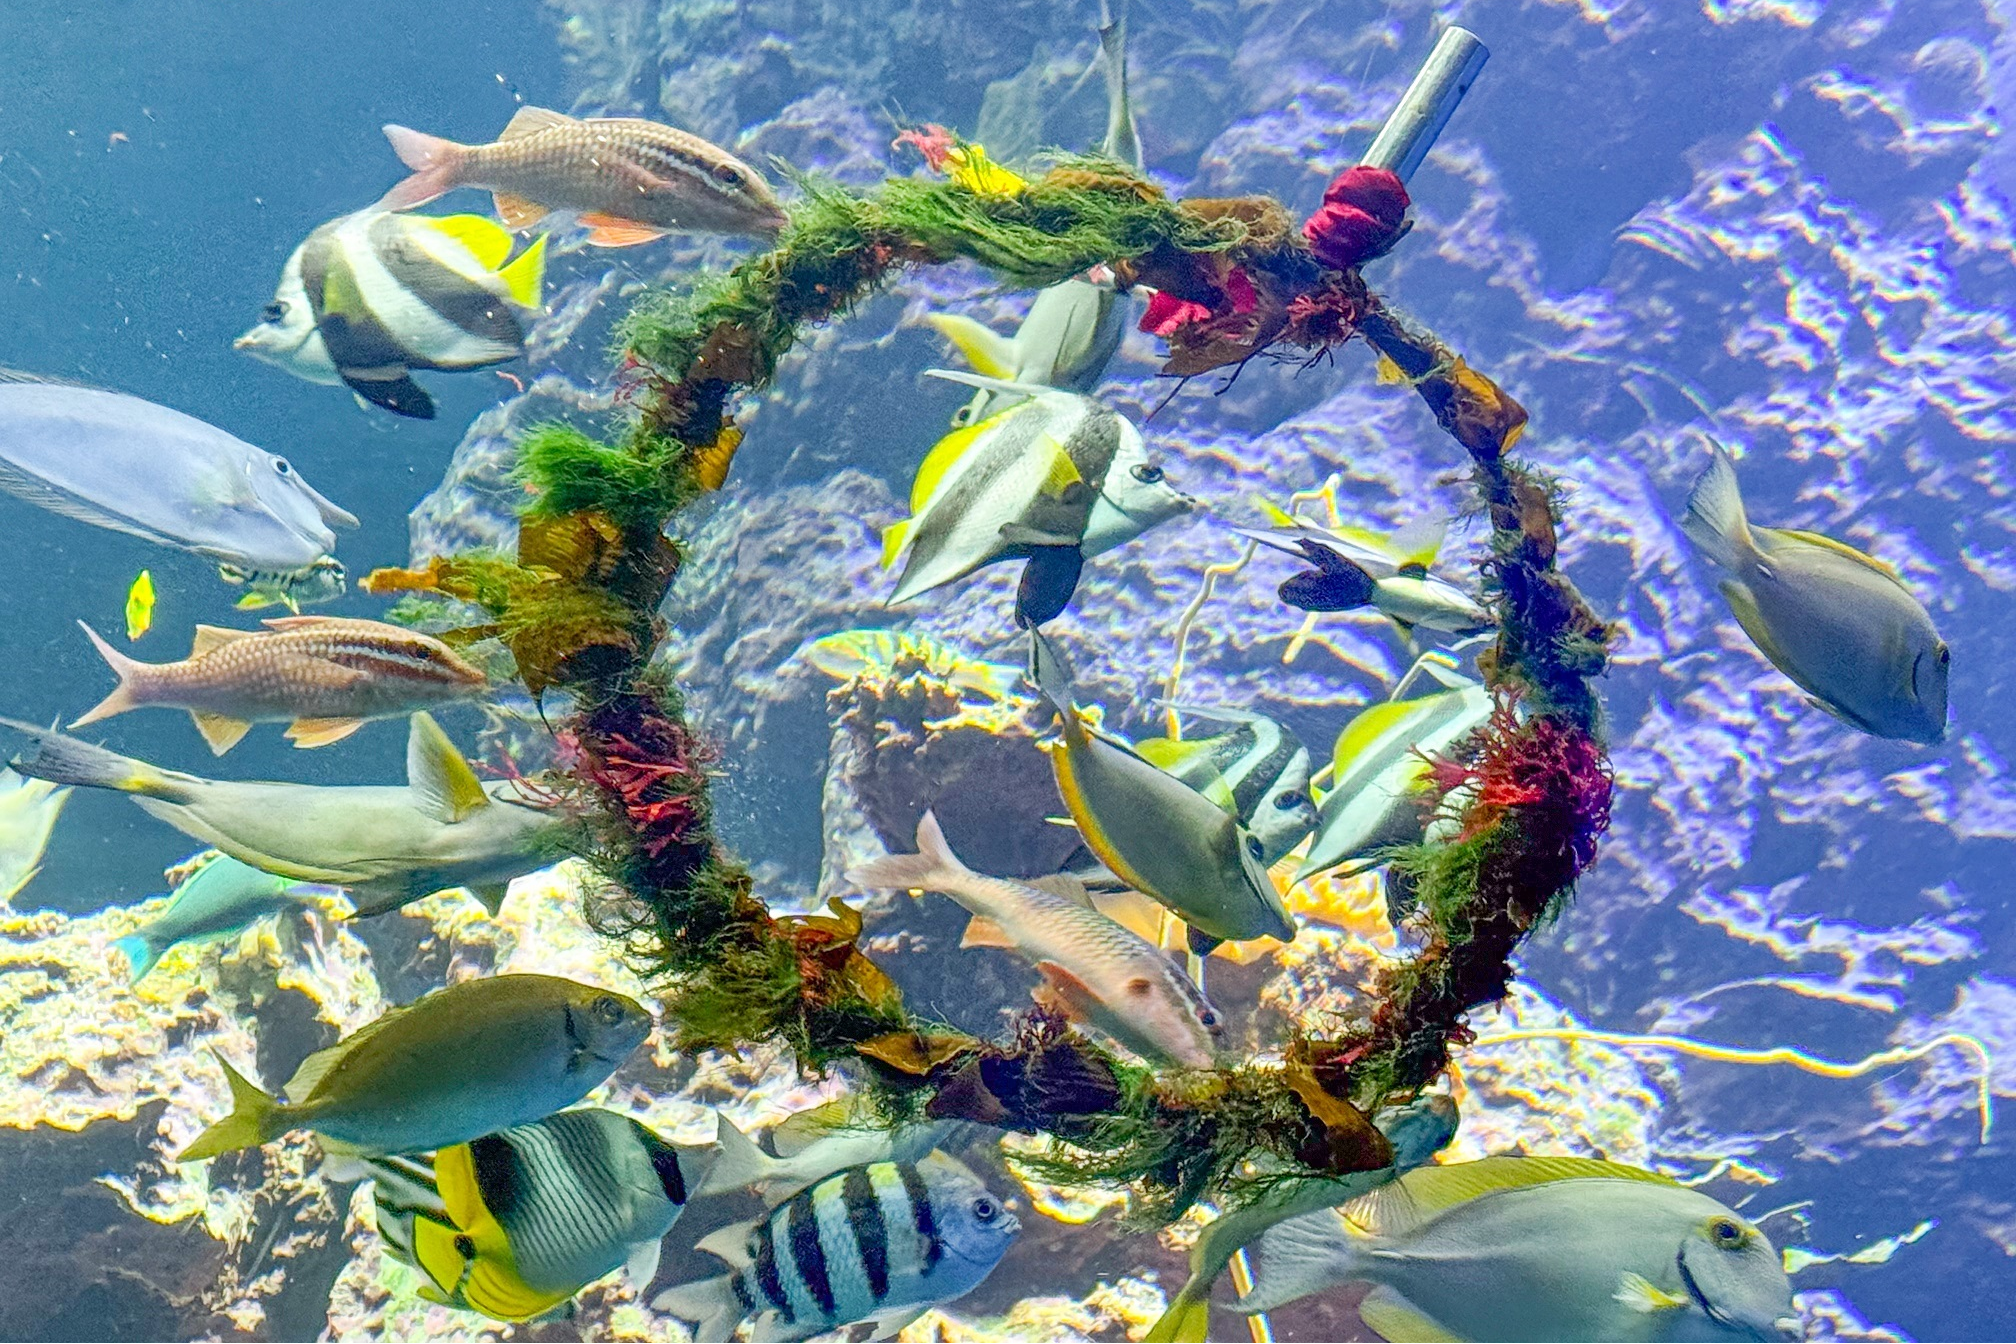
[114,851,330,983]
[1,712,562,918]
[697,1104,954,1208]
[0,372,355,573]
[0,767,66,903]
[1682,441,1948,744]
[851,810,1223,1068]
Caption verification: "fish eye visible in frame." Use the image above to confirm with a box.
[1245,835,1264,860]
[970,1195,1000,1223]
[592,994,627,1025]
[1937,643,1951,666]
[1198,1007,1221,1029]
[272,457,292,476]
[1709,1218,1746,1248]
[712,162,743,186]
[1272,791,1303,810]
[1131,463,1165,484]
[261,300,287,324]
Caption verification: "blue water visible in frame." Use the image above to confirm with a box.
[2,0,2013,1340]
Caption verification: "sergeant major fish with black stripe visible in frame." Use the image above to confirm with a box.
[655,1151,1019,1343]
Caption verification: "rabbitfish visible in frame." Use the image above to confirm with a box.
[0,372,356,573]
[1682,441,1948,745]
[1238,1156,1798,1342]
[851,810,1223,1068]
[179,974,651,1160]
[115,851,330,983]
[73,615,487,754]
[2,712,562,918]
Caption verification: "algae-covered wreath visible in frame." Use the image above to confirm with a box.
[364,147,1614,1220]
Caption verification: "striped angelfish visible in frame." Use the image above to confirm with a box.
[1295,682,1492,884]
[377,1108,707,1322]
[657,1152,1020,1344]
[1131,705,1318,865]
[235,209,546,420]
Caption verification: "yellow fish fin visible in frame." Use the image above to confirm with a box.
[924,312,1017,379]
[909,420,990,513]
[1039,436,1085,498]
[1357,1284,1462,1343]
[178,1052,281,1161]
[407,712,490,823]
[492,191,548,230]
[286,717,366,749]
[432,1141,493,1235]
[424,214,514,270]
[1768,527,1911,589]
[1331,698,1439,778]
[125,570,154,641]
[1197,772,1237,813]
[495,233,548,308]
[463,1256,571,1323]
[1353,1155,1679,1235]
[1387,517,1447,572]
[1143,1280,1213,1343]
[1253,497,1299,527]
[190,711,252,757]
[1614,1272,1689,1314]
[880,518,913,570]
[411,1211,477,1305]
[189,624,256,658]
[1718,580,1801,682]
[1133,737,1215,772]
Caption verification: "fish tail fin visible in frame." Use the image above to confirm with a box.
[652,1274,744,1344]
[69,621,150,728]
[1097,0,1142,170]
[0,718,196,803]
[178,1052,282,1161]
[923,312,1018,379]
[693,1112,781,1199]
[376,124,467,210]
[1026,628,1075,714]
[113,932,163,984]
[847,809,972,895]
[496,233,547,309]
[1237,1210,1360,1314]
[1681,440,1753,573]
[1142,1274,1213,1343]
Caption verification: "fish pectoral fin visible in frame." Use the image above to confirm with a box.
[498,105,575,140]
[286,717,366,749]
[1037,436,1086,499]
[1186,925,1224,958]
[1032,960,1103,1023]
[406,712,490,822]
[1356,1285,1462,1343]
[625,1237,663,1289]
[692,1215,762,1270]
[863,1306,929,1341]
[960,914,1016,949]
[189,711,253,756]
[1613,1271,1689,1314]
[491,190,550,230]
[339,368,436,419]
[576,213,669,247]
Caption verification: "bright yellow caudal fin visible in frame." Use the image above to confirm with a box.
[1142,1284,1211,1343]
[426,214,514,269]
[496,233,547,308]
[178,1052,281,1161]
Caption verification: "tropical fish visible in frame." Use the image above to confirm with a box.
[799,629,1022,701]
[655,1152,1019,1344]
[390,1108,711,1322]
[1295,678,1491,884]
[1128,705,1317,866]
[1,712,563,918]
[1027,630,1294,954]
[72,616,488,754]
[1682,441,1948,745]
[1145,1093,1459,1344]
[124,571,155,642]
[850,810,1223,1068]
[234,210,547,420]
[178,973,651,1160]
[0,371,356,573]
[1238,525,1493,638]
[374,106,788,246]
[1236,1156,1798,1343]
[883,375,1191,626]
[927,2,1142,429]
[697,1103,955,1207]
[220,556,347,613]
[114,851,331,983]
[0,767,67,903]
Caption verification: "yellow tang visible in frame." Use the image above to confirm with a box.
[125,570,155,641]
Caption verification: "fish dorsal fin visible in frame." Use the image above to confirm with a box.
[492,191,549,230]
[924,312,1018,379]
[190,624,257,657]
[1769,527,1913,590]
[1356,1285,1463,1343]
[499,105,575,141]
[1331,699,1436,777]
[424,214,515,270]
[283,1005,410,1103]
[496,234,547,308]
[1387,517,1448,572]
[771,1099,853,1158]
[406,713,489,823]
[909,421,991,513]
[1346,1156,1679,1238]
[258,615,346,632]
[960,914,1016,949]
[694,1215,761,1270]
[1025,873,1093,907]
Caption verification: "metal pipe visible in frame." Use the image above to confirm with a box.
[1360,26,1489,183]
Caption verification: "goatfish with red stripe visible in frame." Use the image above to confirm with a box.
[71,615,487,755]
[375,106,788,247]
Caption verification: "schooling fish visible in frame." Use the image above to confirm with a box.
[1028,630,1293,954]
[395,1108,711,1321]
[927,2,1142,429]
[884,375,1190,626]
[851,810,1223,1069]
[179,974,651,1161]
[1130,705,1317,866]
[697,1102,958,1208]
[114,851,332,983]
[73,616,488,754]
[0,372,356,574]
[1238,1156,1798,1343]
[1238,526,1493,638]
[656,1152,1019,1344]
[235,210,546,420]
[0,767,67,903]
[1295,677,1491,885]
[1,712,562,918]
[1682,441,1948,745]
[375,106,788,246]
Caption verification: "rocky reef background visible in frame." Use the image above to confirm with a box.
[3,0,2014,1339]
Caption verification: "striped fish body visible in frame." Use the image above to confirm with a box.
[667,1153,1018,1343]
[74,616,486,753]
[1295,685,1491,883]
[1135,708,1316,865]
